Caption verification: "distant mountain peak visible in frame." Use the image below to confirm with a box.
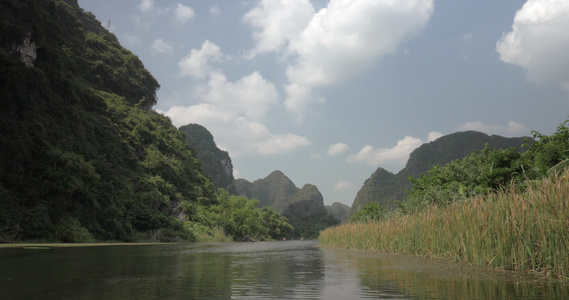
[350,131,530,214]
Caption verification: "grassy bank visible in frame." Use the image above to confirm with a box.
[320,176,569,278]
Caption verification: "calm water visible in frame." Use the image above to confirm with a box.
[1,241,568,299]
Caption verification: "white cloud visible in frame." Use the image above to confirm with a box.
[496,0,569,91]
[174,3,195,25]
[286,0,434,87]
[257,133,312,155]
[159,104,311,157]
[166,42,310,157]
[151,38,173,54]
[243,0,314,57]
[427,131,443,142]
[334,181,353,191]
[179,40,224,79]
[200,71,279,120]
[348,136,423,166]
[327,143,349,156]
[245,0,434,120]
[347,131,441,167]
[284,83,325,122]
[459,120,528,136]
[139,0,154,12]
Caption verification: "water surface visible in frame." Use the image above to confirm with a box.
[1,241,567,299]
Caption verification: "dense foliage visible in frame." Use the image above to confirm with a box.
[402,120,569,212]
[349,131,528,215]
[323,120,569,278]
[0,0,293,243]
[184,190,293,241]
[348,202,384,223]
[236,173,339,238]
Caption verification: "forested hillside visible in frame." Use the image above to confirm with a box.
[350,131,529,214]
[0,0,218,242]
[325,202,350,221]
[235,172,339,238]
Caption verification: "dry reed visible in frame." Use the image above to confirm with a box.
[320,176,569,278]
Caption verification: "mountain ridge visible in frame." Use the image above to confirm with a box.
[350,131,530,214]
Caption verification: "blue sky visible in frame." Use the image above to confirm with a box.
[77,0,569,206]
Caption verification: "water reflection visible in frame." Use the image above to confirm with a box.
[1,241,567,299]
[322,247,569,299]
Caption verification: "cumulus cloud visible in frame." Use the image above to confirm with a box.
[334,181,353,191]
[327,143,349,156]
[283,83,325,122]
[139,0,154,12]
[347,131,441,167]
[174,3,195,25]
[243,0,314,57]
[244,0,434,120]
[164,42,310,157]
[496,0,569,91]
[348,136,423,166]
[427,131,443,142]
[151,38,173,54]
[159,104,311,156]
[257,133,312,154]
[286,0,434,87]
[200,71,279,120]
[459,120,528,136]
[179,40,224,79]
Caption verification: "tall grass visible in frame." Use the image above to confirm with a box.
[320,176,569,278]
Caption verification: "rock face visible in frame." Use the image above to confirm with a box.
[179,124,235,191]
[234,171,299,213]
[14,35,38,67]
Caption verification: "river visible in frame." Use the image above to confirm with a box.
[1,240,567,299]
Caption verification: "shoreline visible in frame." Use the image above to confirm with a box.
[0,242,172,249]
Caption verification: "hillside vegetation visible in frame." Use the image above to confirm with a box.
[0,0,292,243]
[350,131,529,214]
[179,124,235,192]
[321,120,569,278]
[235,172,339,238]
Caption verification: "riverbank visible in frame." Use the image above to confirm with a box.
[319,176,569,279]
[0,242,171,249]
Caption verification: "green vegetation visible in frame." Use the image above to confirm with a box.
[320,177,569,278]
[321,120,569,278]
[0,0,293,243]
[179,124,235,191]
[349,131,529,214]
[348,202,384,223]
[325,202,350,221]
[184,190,293,242]
[235,173,339,239]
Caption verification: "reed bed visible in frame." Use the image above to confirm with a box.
[320,176,569,278]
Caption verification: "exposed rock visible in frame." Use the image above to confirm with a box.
[14,34,38,67]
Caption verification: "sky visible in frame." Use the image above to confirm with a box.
[77,0,569,207]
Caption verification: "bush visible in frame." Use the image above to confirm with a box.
[53,216,94,243]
